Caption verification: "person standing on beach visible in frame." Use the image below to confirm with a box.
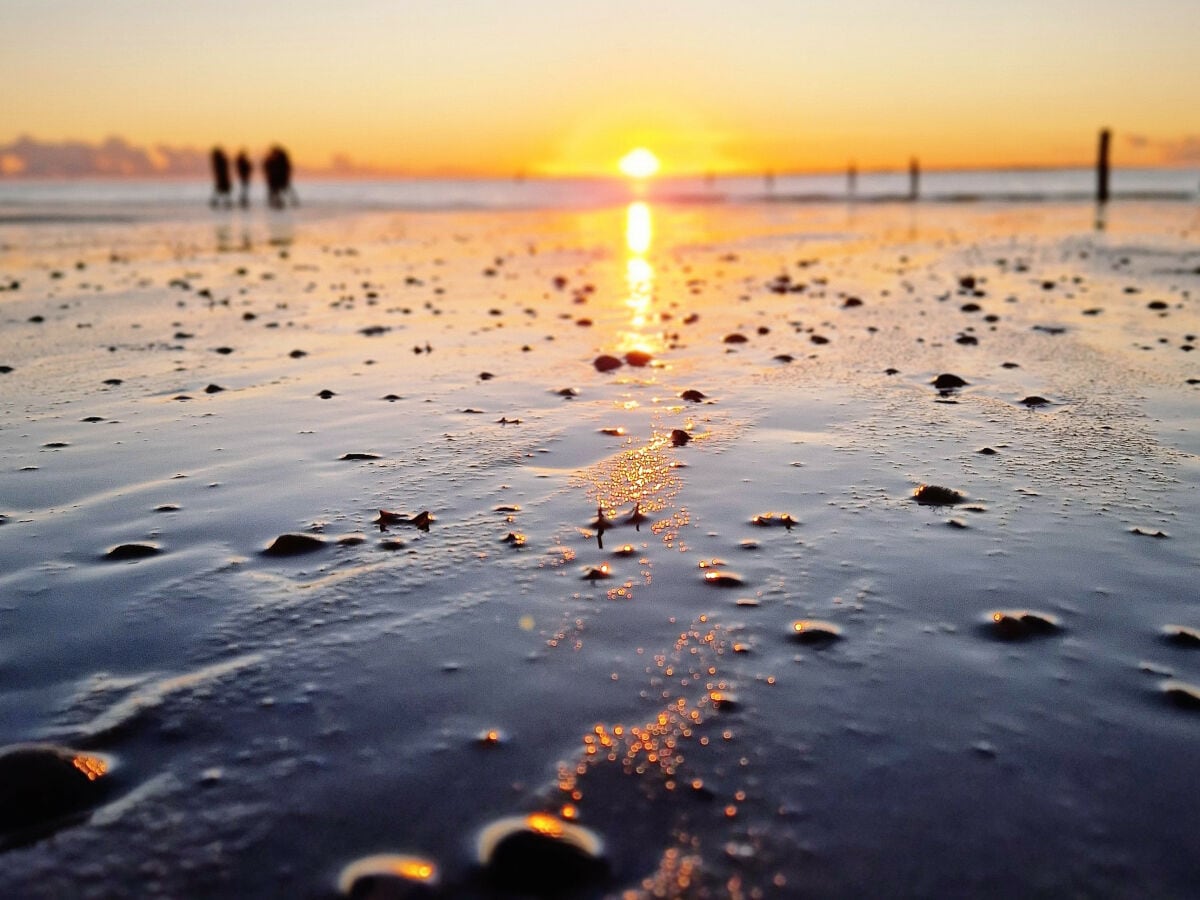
[235,150,252,208]
[210,146,232,208]
[264,145,298,209]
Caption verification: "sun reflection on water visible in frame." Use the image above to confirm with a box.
[620,201,660,357]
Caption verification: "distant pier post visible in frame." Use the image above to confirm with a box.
[908,157,919,202]
[847,162,857,199]
[1096,128,1111,205]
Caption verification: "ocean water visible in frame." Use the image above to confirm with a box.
[0,166,1197,217]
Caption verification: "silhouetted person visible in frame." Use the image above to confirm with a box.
[210,147,232,209]
[264,145,298,209]
[235,150,252,208]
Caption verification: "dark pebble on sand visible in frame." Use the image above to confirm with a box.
[932,373,968,389]
[1019,396,1051,408]
[340,452,382,461]
[382,394,402,401]
[913,484,964,506]
[289,349,307,359]
[985,610,1061,641]
[680,389,706,402]
[843,297,863,307]
[884,367,899,375]
[723,333,748,344]
[104,543,161,561]
[337,853,440,898]
[359,325,390,336]
[624,350,652,367]
[478,814,607,897]
[1147,300,1168,311]
[790,620,842,645]
[1162,625,1200,648]
[0,744,112,836]
[317,389,337,399]
[103,378,123,386]
[1160,680,1200,710]
[593,355,622,372]
[213,346,234,355]
[977,447,997,455]
[703,569,744,587]
[479,372,494,381]
[204,384,225,394]
[0,366,12,374]
[670,429,690,447]
[773,354,794,363]
[262,533,327,557]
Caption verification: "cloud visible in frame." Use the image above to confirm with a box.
[0,134,210,177]
[1121,132,1200,164]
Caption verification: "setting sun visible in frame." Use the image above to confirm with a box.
[618,148,660,179]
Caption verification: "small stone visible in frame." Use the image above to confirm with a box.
[339,452,382,461]
[985,610,1061,641]
[680,389,707,402]
[1019,396,1051,408]
[789,620,842,645]
[104,543,161,561]
[932,373,968,390]
[337,854,439,897]
[723,333,748,344]
[593,355,621,372]
[478,814,607,896]
[1161,680,1200,710]
[262,533,326,557]
[670,429,690,447]
[1162,625,1200,648]
[913,484,964,506]
[0,744,112,836]
[624,350,652,367]
[204,384,225,394]
[317,389,336,399]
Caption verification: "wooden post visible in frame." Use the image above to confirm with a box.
[1096,128,1111,205]
[908,157,919,202]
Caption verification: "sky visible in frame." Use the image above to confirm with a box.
[2,0,1198,177]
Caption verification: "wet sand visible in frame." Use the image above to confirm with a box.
[1,200,1198,898]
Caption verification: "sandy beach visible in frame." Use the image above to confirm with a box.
[1,196,1198,898]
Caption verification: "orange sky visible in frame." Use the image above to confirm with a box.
[2,0,1198,177]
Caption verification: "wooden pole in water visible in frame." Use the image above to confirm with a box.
[1096,128,1111,205]
[908,157,919,202]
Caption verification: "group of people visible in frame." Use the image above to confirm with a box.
[209,145,297,210]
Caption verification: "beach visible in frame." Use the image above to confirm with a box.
[1,192,1198,898]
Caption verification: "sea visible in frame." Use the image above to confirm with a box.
[0,167,1197,219]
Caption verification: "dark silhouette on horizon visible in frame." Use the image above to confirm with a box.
[209,147,232,208]
[235,150,252,208]
[264,145,298,210]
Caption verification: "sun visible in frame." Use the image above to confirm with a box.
[618,148,660,179]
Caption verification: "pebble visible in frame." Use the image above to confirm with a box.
[337,854,439,898]
[1162,625,1200,648]
[104,543,161,561]
[1019,396,1051,408]
[624,350,652,367]
[789,620,842,645]
[679,389,707,402]
[985,610,1061,640]
[751,512,798,529]
[478,814,606,896]
[670,429,690,447]
[262,533,327,557]
[340,452,382,461]
[913,484,965,506]
[0,744,112,837]
[1160,680,1200,710]
[593,355,621,372]
[932,373,968,390]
